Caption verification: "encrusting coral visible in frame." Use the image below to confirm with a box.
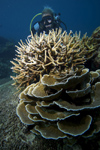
[11,27,100,140]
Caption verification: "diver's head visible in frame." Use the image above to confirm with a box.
[42,7,54,28]
[42,7,54,18]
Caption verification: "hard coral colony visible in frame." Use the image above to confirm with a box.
[11,27,100,140]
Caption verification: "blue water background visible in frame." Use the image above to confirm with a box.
[0,0,100,41]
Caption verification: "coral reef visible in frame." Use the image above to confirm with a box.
[91,26,100,41]
[11,28,98,89]
[1,79,100,150]
[91,26,100,68]
[84,26,100,70]
[17,68,100,140]
[11,28,100,141]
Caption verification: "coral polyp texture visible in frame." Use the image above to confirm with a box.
[11,28,100,140]
[11,28,97,89]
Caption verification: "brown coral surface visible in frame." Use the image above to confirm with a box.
[11,28,100,141]
[17,69,100,139]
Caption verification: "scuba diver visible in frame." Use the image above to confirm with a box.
[30,7,67,35]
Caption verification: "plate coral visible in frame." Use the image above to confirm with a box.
[11,27,100,140]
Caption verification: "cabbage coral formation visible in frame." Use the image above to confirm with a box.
[11,28,100,140]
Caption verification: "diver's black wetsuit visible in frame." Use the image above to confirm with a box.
[31,18,62,35]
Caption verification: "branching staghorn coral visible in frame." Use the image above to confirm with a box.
[11,28,97,90]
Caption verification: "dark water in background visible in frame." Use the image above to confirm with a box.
[0,0,100,41]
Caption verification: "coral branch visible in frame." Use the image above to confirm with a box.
[11,28,97,89]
